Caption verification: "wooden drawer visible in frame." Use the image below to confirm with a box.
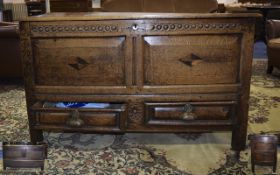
[32,102,126,132]
[251,138,277,163]
[32,37,126,86]
[144,34,241,85]
[253,142,276,151]
[253,151,276,163]
[145,102,236,126]
[3,144,45,160]
[3,142,47,170]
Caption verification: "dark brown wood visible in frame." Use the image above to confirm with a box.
[143,34,241,85]
[249,134,278,173]
[19,12,259,153]
[20,21,44,143]
[3,142,47,170]
[49,0,90,12]
[100,0,218,13]
[231,17,255,151]
[32,37,126,86]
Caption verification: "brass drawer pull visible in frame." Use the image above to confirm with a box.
[66,110,85,127]
[182,103,197,120]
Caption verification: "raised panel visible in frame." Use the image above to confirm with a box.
[144,34,241,85]
[32,37,126,86]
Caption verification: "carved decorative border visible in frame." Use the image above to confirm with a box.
[31,22,240,33]
[149,23,240,32]
[31,22,240,34]
[31,24,118,33]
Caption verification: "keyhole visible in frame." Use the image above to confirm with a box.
[132,24,138,31]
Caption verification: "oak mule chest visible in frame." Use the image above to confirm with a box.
[20,12,258,152]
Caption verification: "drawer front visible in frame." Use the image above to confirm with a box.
[37,112,117,125]
[32,103,126,131]
[145,102,235,126]
[253,142,276,151]
[144,34,241,85]
[4,147,45,160]
[32,37,126,86]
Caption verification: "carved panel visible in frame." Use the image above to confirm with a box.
[32,37,126,86]
[144,34,241,85]
[127,102,144,124]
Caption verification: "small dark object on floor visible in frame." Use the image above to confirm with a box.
[3,142,48,170]
[249,134,278,174]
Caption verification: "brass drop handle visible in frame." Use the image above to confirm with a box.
[66,110,84,127]
[182,103,197,120]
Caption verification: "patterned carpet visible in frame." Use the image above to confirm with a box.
[0,60,279,175]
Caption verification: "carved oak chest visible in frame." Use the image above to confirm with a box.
[20,12,259,152]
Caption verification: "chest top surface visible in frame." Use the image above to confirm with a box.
[20,12,261,21]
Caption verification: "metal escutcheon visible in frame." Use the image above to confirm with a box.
[182,103,197,120]
[132,24,138,31]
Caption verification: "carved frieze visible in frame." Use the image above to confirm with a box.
[31,22,240,35]
[31,24,118,33]
[148,23,239,32]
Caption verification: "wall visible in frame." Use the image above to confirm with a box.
[3,0,27,20]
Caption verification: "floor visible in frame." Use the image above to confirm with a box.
[0,43,279,175]
[0,60,279,175]
[253,41,267,59]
